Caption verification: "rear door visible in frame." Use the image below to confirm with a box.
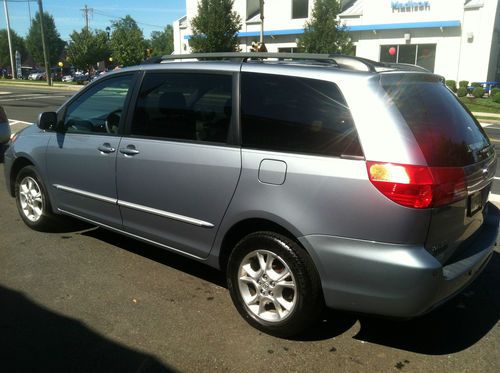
[382,75,496,263]
[116,71,241,258]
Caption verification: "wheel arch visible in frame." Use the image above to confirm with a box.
[9,156,35,197]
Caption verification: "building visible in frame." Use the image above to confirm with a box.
[173,0,500,82]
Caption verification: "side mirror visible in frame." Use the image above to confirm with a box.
[37,112,58,131]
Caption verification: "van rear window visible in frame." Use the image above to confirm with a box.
[382,77,492,166]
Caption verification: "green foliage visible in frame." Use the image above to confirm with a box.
[26,12,65,67]
[110,15,146,66]
[190,0,242,53]
[67,28,109,72]
[493,92,500,104]
[471,82,481,88]
[298,0,353,54]
[445,80,457,93]
[472,87,484,98]
[457,87,467,97]
[458,80,468,88]
[491,88,500,97]
[150,25,174,56]
[0,29,27,68]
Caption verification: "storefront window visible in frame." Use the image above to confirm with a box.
[380,44,436,72]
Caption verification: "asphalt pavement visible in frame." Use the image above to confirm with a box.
[0,85,500,372]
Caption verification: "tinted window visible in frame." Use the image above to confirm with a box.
[64,74,133,134]
[383,76,492,166]
[131,73,232,143]
[241,73,362,157]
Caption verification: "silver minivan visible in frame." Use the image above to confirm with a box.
[4,53,499,337]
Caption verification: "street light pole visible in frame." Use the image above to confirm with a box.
[259,0,264,44]
[3,0,16,79]
[37,0,52,86]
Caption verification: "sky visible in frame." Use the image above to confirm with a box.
[0,0,186,41]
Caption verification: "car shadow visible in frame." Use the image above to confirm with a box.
[81,227,499,354]
[0,284,176,372]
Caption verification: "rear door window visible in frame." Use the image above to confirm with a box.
[382,75,492,166]
[241,72,362,157]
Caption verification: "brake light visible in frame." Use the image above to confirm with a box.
[367,161,467,208]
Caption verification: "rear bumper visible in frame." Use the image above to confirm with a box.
[299,203,499,318]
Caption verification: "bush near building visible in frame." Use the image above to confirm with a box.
[445,80,457,92]
[491,88,500,97]
[459,80,469,88]
[471,82,482,88]
[457,87,467,97]
[472,87,485,98]
[493,93,500,104]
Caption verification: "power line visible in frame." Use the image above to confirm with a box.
[93,9,164,29]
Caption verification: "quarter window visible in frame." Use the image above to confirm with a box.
[131,73,233,143]
[241,73,362,157]
[64,74,133,134]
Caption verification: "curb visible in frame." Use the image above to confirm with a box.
[0,82,82,91]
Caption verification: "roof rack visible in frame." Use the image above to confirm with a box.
[158,52,430,73]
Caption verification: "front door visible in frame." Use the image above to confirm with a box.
[46,73,135,228]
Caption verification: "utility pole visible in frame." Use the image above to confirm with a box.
[37,0,52,86]
[259,0,264,44]
[3,0,16,79]
[81,4,93,30]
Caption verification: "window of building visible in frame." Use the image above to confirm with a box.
[292,0,309,19]
[380,44,436,72]
[241,73,362,157]
[247,0,260,20]
[131,73,233,143]
[278,47,299,53]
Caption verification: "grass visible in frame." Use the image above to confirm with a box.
[459,96,500,114]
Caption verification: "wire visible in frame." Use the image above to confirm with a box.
[93,9,164,29]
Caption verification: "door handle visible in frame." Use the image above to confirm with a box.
[119,145,140,156]
[98,143,116,153]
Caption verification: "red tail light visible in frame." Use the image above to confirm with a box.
[367,161,467,208]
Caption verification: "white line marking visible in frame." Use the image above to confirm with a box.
[489,193,500,203]
[494,177,500,181]
[8,119,32,126]
[481,123,493,127]
[0,94,67,102]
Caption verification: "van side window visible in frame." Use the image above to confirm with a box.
[131,72,232,143]
[241,73,363,157]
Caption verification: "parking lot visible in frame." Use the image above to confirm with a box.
[1,85,500,372]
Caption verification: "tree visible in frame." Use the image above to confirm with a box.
[299,0,353,55]
[190,0,241,53]
[26,12,65,67]
[150,25,174,56]
[110,15,146,66]
[0,29,27,68]
[67,28,109,72]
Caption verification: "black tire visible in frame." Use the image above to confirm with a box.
[227,231,323,337]
[15,165,56,231]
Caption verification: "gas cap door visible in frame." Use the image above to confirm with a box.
[258,159,287,185]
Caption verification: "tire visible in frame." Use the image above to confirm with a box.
[227,231,323,337]
[15,166,56,231]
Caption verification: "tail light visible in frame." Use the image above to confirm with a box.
[367,161,467,208]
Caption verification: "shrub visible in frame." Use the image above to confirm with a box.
[493,92,500,103]
[471,82,482,88]
[491,87,500,97]
[445,80,457,92]
[457,87,468,97]
[472,87,485,98]
[459,80,469,88]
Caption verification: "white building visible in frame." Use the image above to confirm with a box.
[173,0,500,82]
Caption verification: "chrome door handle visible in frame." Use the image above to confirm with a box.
[98,143,116,153]
[119,145,140,156]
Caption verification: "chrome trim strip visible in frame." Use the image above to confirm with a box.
[53,184,117,204]
[57,209,206,260]
[117,200,215,228]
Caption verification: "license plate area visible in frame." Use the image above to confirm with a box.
[468,191,482,217]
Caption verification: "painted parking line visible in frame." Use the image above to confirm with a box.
[8,119,33,126]
[490,193,500,203]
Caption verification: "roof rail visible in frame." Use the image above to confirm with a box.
[158,53,430,73]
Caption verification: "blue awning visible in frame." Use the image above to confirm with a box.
[346,20,461,31]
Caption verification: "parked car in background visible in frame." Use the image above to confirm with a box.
[0,105,11,161]
[28,71,46,80]
[3,53,499,337]
[62,75,74,83]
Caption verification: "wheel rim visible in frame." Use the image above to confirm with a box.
[237,249,297,322]
[19,176,44,223]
